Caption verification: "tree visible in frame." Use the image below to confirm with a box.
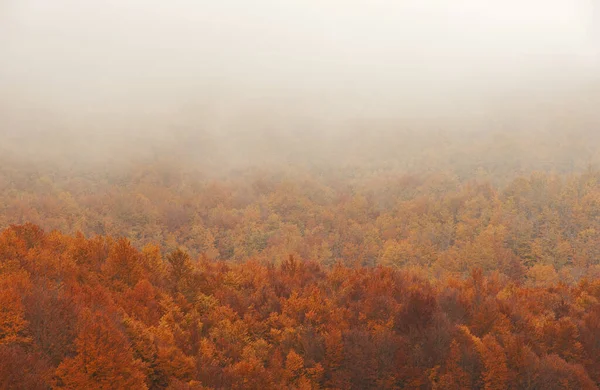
[0,345,52,389]
[0,271,31,345]
[166,249,194,296]
[478,335,510,390]
[435,341,470,390]
[54,309,147,389]
[102,238,144,288]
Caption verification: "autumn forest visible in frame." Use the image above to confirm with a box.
[1,124,600,389]
[2,1,600,388]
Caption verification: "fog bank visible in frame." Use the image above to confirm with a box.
[0,0,598,164]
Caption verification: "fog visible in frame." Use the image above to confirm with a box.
[0,0,599,167]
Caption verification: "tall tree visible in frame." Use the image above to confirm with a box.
[54,309,147,389]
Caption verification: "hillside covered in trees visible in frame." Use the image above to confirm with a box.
[2,1,600,387]
[1,223,600,389]
[3,136,600,388]
[3,151,600,284]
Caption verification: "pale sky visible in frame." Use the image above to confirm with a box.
[0,0,598,126]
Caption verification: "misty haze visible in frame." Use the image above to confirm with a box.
[1,0,598,166]
[1,1,600,389]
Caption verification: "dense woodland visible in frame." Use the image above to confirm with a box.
[1,223,600,389]
[4,151,600,283]
[2,0,599,387]
[2,128,600,388]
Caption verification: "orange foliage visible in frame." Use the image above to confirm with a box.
[0,224,598,388]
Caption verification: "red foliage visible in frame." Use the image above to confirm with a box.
[0,225,598,388]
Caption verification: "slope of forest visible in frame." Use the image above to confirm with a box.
[3,156,600,284]
[2,152,600,389]
[2,1,599,388]
[1,223,599,389]
[2,127,600,389]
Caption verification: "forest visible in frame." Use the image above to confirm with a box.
[1,221,600,389]
[2,132,600,388]
[2,0,600,388]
